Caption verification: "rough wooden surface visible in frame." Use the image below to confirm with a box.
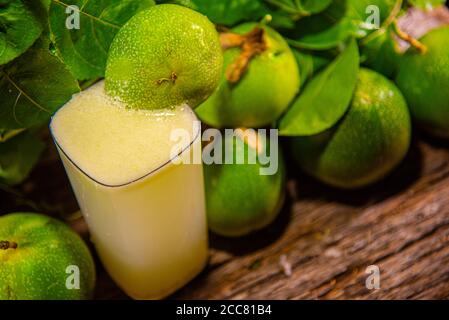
[1,132,449,300]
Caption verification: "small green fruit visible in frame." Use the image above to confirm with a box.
[396,26,449,138]
[105,4,223,110]
[204,130,286,237]
[196,23,300,128]
[0,213,96,300]
[292,68,411,189]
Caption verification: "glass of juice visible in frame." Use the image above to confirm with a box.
[50,81,208,299]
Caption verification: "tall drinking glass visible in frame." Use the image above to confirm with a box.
[50,81,208,299]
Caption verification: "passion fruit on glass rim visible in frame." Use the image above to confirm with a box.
[105,4,223,110]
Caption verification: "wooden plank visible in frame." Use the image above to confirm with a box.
[173,137,449,299]
[1,134,449,299]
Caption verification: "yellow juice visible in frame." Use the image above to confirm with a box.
[50,81,208,299]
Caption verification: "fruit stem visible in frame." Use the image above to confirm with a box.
[361,0,403,46]
[392,19,428,54]
[0,241,18,250]
[259,14,272,27]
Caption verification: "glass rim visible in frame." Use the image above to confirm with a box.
[49,111,202,188]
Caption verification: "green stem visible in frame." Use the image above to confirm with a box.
[0,241,18,250]
[361,0,403,45]
[259,14,273,27]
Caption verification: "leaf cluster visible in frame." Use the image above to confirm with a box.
[0,0,446,185]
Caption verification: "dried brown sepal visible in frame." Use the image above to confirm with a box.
[220,27,268,84]
[219,32,245,50]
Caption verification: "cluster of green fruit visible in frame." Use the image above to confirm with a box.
[198,15,449,236]
[198,23,296,237]
[201,15,448,235]
[106,4,449,238]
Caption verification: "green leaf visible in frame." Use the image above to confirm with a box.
[347,0,398,24]
[293,49,331,87]
[264,0,332,17]
[49,0,155,80]
[193,0,288,26]
[0,130,44,186]
[279,39,359,136]
[0,38,80,130]
[158,0,298,28]
[287,0,398,50]
[156,0,197,10]
[288,18,359,50]
[0,0,46,65]
[408,0,445,10]
[298,0,333,15]
[191,0,267,25]
[287,0,358,50]
[40,0,51,9]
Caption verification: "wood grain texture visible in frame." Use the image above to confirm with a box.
[1,132,449,300]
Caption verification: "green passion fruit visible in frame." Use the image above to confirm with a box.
[292,68,411,189]
[0,213,96,300]
[204,130,286,237]
[105,4,223,110]
[396,26,449,138]
[196,23,300,128]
